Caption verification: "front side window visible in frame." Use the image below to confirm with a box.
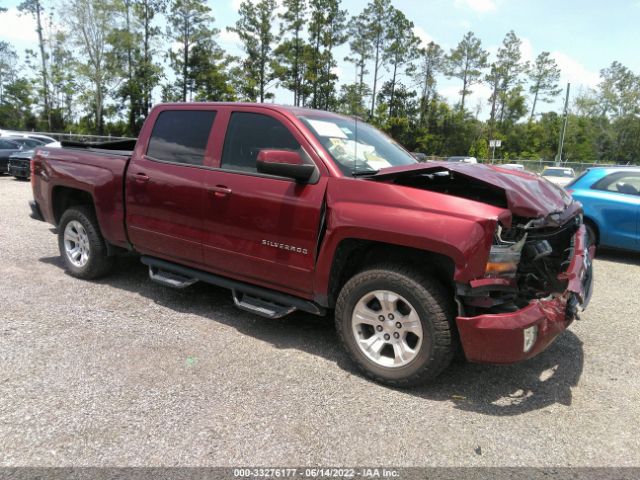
[221,112,301,172]
[147,110,216,166]
[298,114,417,175]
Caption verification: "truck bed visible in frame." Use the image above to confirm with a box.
[61,138,137,154]
[32,144,132,249]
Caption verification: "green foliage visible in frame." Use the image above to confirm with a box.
[305,0,347,110]
[167,0,220,102]
[528,51,562,119]
[444,31,488,112]
[228,0,277,103]
[1,0,639,166]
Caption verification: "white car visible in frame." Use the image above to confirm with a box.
[447,156,478,164]
[0,130,61,148]
[541,167,576,187]
[500,163,525,171]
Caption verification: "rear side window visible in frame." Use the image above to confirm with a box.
[593,172,640,196]
[0,140,17,149]
[147,110,216,166]
[221,112,301,172]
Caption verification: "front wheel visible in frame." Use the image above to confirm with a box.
[58,206,114,279]
[335,266,455,387]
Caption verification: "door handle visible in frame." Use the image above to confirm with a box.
[209,185,232,198]
[134,172,150,183]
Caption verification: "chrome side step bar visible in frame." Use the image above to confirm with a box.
[140,256,326,318]
[232,290,296,319]
[148,266,198,289]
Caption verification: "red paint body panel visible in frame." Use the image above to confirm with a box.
[313,175,508,297]
[456,225,592,364]
[30,102,592,367]
[373,162,574,218]
[31,148,130,248]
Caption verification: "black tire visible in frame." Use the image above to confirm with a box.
[335,265,455,387]
[58,206,114,279]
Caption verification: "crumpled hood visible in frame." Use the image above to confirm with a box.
[370,162,574,219]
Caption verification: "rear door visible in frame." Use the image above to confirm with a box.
[125,108,218,265]
[200,108,328,297]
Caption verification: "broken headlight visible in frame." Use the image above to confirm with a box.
[485,225,527,278]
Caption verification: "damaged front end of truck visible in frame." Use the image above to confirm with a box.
[371,162,595,364]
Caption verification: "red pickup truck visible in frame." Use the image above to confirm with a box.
[29,103,594,386]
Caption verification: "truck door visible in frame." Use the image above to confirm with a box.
[200,109,328,298]
[125,108,217,264]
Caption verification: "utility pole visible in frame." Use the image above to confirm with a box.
[555,82,570,165]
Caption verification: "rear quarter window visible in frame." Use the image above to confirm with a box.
[146,110,216,166]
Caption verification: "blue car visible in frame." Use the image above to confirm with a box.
[567,167,640,252]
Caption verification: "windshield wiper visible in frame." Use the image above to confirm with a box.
[352,169,379,177]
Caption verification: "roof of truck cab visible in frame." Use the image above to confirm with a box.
[154,102,349,119]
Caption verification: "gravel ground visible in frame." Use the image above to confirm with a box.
[0,175,639,467]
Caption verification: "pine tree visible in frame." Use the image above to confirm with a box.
[274,0,306,106]
[384,7,419,117]
[167,0,216,102]
[361,0,392,117]
[18,0,51,130]
[444,31,488,113]
[228,0,277,102]
[528,51,561,120]
[413,41,444,127]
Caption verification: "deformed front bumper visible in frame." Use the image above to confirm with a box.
[456,224,594,364]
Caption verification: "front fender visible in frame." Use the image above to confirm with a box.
[313,178,509,300]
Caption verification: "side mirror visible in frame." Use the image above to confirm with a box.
[256,149,315,183]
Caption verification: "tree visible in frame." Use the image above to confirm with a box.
[336,82,371,117]
[167,0,217,102]
[344,12,371,111]
[0,41,18,105]
[135,0,166,118]
[444,31,488,112]
[274,0,307,106]
[361,0,392,117]
[18,0,51,130]
[0,78,36,129]
[494,31,527,124]
[528,51,562,120]
[48,30,77,128]
[306,0,347,109]
[384,7,419,117]
[189,41,236,101]
[598,61,640,119]
[228,0,277,103]
[413,41,444,127]
[65,0,122,134]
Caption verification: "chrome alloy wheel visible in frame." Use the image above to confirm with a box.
[351,290,424,368]
[63,220,90,267]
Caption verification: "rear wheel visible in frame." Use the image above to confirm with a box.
[335,266,455,387]
[58,206,114,279]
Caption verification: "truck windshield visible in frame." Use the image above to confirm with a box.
[298,114,417,175]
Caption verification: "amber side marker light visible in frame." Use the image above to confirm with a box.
[485,260,519,276]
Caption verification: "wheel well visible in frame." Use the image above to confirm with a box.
[52,187,95,225]
[327,239,455,308]
[584,217,599,245]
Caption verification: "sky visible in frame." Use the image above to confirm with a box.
[1,0,640,118]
